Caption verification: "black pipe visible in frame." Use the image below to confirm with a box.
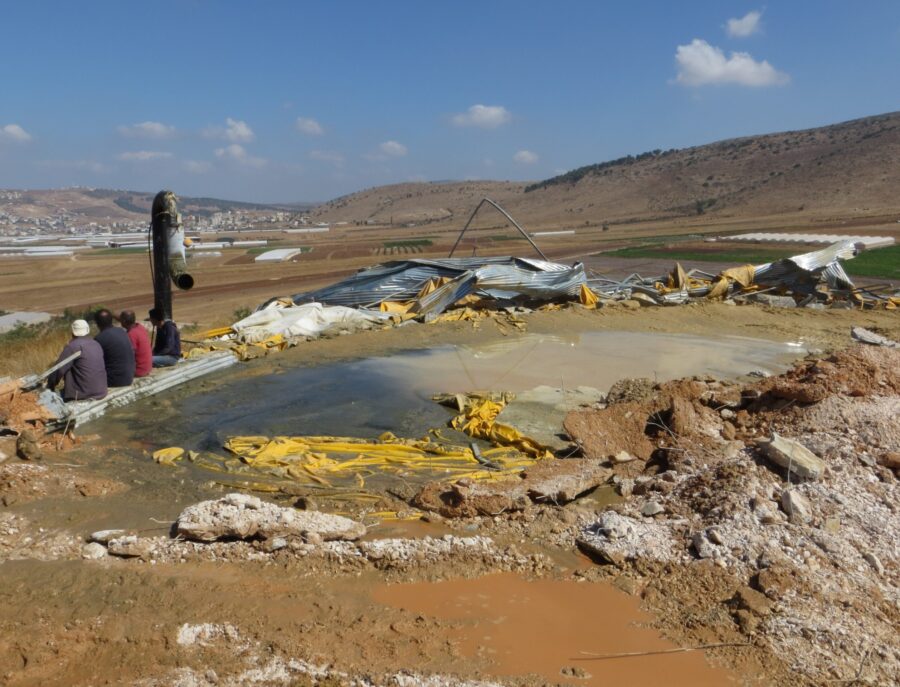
[150,191,174,320]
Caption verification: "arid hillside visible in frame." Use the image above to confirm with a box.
[312,111,900,229]
[1,188,292,224]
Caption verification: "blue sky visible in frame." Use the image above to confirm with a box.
[0,1,898,203]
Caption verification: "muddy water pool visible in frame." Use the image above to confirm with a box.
[100,330,803,448]
[58,330,803,532]
[374,572,739,685]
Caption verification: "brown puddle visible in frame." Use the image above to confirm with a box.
[370,331,804,394]
[374,573,738,686]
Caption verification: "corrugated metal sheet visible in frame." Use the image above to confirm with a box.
[44,351,237,430]
[284,257,587,310]
[266,240,871,314]
[753,240,860,292]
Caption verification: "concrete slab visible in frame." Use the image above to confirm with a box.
[497,385,605,452]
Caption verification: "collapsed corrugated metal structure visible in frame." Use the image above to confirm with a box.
[587,239,880,306]
[279,257,589,318]
[268,238,891,318]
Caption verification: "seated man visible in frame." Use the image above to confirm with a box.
[118,310,152,378]
[47,319,108,402]
[148,308,181,367]
[94,308,135,387]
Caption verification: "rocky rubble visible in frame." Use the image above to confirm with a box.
[570,344,900,685]
[81,494,547,574]
[91,531,546,575]
[141,622,505,687]
[176,493,367,542]
[413,458,611,518]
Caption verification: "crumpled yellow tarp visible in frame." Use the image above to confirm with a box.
[379,300,415,314]
[667,262,687,290]
[579,284,599,308]
[707,264,756,299]
[196,326,234,340]
[187,333,287,362]
[215,432,535,487]
[153,447,185,466]
[448,396,553,459]
[379,277,455,315]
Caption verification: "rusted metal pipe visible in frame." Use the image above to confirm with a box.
[448,197,548,261]
[150,190,193,320]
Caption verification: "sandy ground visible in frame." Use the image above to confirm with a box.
[0,304,898,686]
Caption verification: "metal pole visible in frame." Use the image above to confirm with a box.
[448,197,548,261]
[151,191,173,320]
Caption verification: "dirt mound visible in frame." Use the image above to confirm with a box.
[761,345,900,403]
[566,344,900,685]
[0,462,126,509]
[0,389,52,436]
[413,459,611,518]
[564,402,656,462]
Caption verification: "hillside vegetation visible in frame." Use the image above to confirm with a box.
[311,112,900,228]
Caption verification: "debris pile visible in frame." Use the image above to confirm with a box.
[82,493,548,573]
[413,458,612,518]
[153,432,539,500]
[175,492,367,543]
[197,240,896,354]
[150,621,506,687]
[567,344,899,685]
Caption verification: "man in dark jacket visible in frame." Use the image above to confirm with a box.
[148,308,181,367]
[94,309,135,387]
[47,319,108,401]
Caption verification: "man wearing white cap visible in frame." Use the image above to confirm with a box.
[47,319,108,402]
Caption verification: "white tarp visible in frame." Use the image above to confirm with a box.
[231,302,389,343]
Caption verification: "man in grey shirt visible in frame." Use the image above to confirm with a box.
[47,319,108,402]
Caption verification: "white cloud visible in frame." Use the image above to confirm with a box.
[451,104,511,129]
[117,121,176,139]
[204,118,255,143]
[117,150,173,162]
[214,143,265,168]
[184,160,212,174]
[379,140,407,157]
[513,150,538,164]
[309,150,345,167]
[36,159,108,173]
[727,10,762,38]
[675,39,789,87]
[296,117,324,136]
[0,124,32,143]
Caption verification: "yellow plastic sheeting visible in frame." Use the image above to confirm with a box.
[579,284,600,308]
[416,276,452,298]
[667,262,687,290]
[379,300,415,314]
[379,277,455,315]
[195,326,234,340]
[427,307,479,323]
[187,334,288,362]
[707,264,757,299]
[448,396,553,459]
[153,447,185,466]
[216,432,535,487]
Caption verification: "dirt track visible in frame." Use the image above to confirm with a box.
[0,304,898,686]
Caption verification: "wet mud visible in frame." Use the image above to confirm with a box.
[1,304,898,685]
[374,573,738,686]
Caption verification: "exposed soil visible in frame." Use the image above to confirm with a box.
[0,305,897,686]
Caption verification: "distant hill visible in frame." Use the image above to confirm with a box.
[0,188,301,224]
[311,111,900,228]
[312,180,526,226]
